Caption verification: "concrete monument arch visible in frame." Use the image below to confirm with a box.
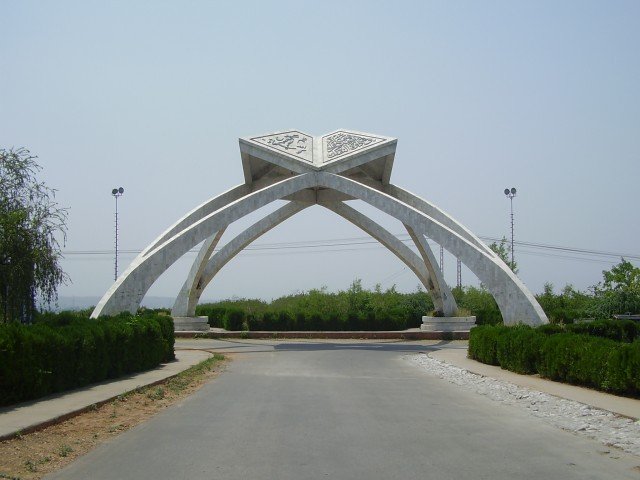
[91,130,548,330]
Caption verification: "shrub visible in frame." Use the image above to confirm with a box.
[223,308,245,331]
[537,334,621,391]
[533,319,639,343]
[195,305,227,328]
[468,325,509,365]
[495,325,543,374]
[453,286,502,325]
[0,312,174,406]
[566,319,639,343]
[195,284,434,332]
[470,324,640,396]
[624,341,640,391]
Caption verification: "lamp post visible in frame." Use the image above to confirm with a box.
[112,187,124,281]
[504,187,516,268]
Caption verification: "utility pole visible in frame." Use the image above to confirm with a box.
[504,187,517,267]
[112,187,124,281]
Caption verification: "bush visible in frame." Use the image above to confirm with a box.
[470,324,640,396]
[566,319,639,343]
[496,325,543,374]
[468,325,509,365]
[195,305,227,328]
[534,319,639,343]
[223,308,245,331]
[0,312,174,406]
[453,286,502,325]
[537,334,622,391]
[195,283,433,332]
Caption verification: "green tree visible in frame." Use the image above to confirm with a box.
[536,282,594,324]
[0,148,68,323]
[452,285,502,325]
[488,236,518,273]
[589,259,640,317]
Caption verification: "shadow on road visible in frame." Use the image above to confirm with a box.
[182,338,466,355]
[273,340,463,353]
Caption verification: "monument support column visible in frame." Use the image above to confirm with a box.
[404,225,457,316]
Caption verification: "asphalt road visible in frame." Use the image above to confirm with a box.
[47,339,640,479]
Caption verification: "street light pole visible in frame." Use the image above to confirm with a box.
[504,187,516,267]
[112,187,124,281]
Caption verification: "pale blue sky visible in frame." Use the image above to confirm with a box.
[2,1,639,304]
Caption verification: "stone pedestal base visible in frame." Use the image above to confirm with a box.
[421,316,476,332]
[173,316,210,332]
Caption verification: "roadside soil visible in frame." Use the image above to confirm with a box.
[0,353,227,480]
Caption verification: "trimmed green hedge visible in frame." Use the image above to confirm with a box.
[197,305,421,332]
[536,319,640,342]
[469,323,640,396]
[467,325,509,366]
[0,313,175,406]
[195,285,433,331]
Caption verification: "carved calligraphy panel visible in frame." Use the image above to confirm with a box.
[322,131,384,163]
[251,131,313,163]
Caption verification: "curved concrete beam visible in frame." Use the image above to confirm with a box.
[170,228,226,317]
[404,225,457,316]
[140,184,248,257]
[172,201,311,317]
[387,184,497,259]
[140,176,280,258]
[93,169,546,325]
[179,199,450,318]
[314,173,548,325]
[319,201,436,305]
[91,173,318,318]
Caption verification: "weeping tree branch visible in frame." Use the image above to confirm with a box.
[0,147,68,323]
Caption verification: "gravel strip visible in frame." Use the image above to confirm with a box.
[406,353,640,456]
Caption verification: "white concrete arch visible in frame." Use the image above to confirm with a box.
[170,228,227,318]
[320,201,456,316]
[92,173,318,317]
[171,201,311,317]
[92,129,547,326]
[314,172,547,325]
[171,199,455,317]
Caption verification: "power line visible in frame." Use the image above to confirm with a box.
[478,235,639,260]
[61,234,640,263]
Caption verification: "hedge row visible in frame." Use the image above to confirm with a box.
[0,312,175,406]
[536,319,640,343]
[469,324,640,395]
[198,306,421,331]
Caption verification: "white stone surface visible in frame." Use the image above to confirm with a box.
[171,230,225,318]
[172,201,310,317]
[406,353,640,456]
[173,316,209,332]
[420,316,476,332]
[405,225,457,316]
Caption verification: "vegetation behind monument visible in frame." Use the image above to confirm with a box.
[196,259,639,330]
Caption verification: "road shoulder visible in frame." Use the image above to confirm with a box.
[430,348,640,419]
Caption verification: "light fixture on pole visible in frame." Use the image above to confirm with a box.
[504,187,516,268]
[112,187,124,281]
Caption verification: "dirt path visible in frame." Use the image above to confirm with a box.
[0,354,227,480]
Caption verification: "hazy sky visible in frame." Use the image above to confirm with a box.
[2,0,639,306]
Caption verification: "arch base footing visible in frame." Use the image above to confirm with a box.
[173,316,210,332]
[421,316,477,332]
